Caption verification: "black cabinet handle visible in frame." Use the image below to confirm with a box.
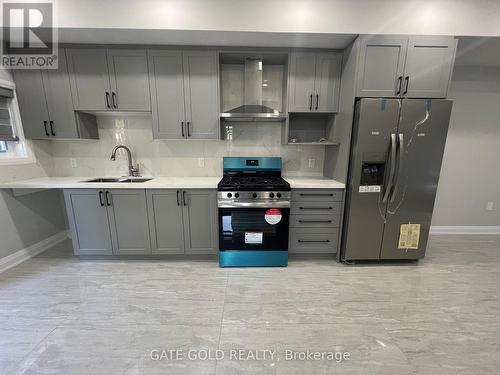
[298,220,332,223]
[105,92,111,108]
[299,193,334,197]
[403,76,409,95]
[98,191,105,206]
[309,94,313,110]
[105,191,111,206]
[181,122,185,137]
[298,239,330,243]
[176,190,180,206]
[49,121,55,136]
[315,94,319,110]
[299,207,333,210]
[187,121,191,137]
[182,191,187,206]
[396,76,403,95]
[43,121,49,136]
[112,92,117,109]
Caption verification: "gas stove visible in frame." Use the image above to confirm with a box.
[217,157,290,267]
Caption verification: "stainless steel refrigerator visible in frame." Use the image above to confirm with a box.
[341,98,452,261]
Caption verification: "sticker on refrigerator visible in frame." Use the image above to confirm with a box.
[245,232,263,244]
[359,185,381,193]
[398,224,421,249]
[264,208,282,225]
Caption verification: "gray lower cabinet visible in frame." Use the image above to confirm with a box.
[356,35,457,98]
[147,190,185,254]
[65,189,151,255]
[64,189,113,255]
[289,189,344,254]
[148,189,217,255]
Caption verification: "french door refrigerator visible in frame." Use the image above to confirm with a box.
[341,98,452,261]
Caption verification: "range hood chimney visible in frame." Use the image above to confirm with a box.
[221,58,286,121]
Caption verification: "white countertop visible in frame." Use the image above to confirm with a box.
[0,176,345,190]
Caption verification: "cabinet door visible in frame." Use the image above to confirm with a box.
[13,70,50,139]
[66,48,111,110]
[403,37,457,98]
[182,189,218,254]
[107,49,151,111]
[148,50,186,139]
[64,189,113,255]
[314,52,342,112]
[106,189,151,255]
[182,51,219,139]
[288,52,316,112]
[356,36,408,97]
[42,49,78,138]
[146,190,185,254]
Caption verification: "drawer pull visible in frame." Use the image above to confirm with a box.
[298,220,332,223]
[298,239,330,243]
[299,193,334,197]
[299,207,332,210]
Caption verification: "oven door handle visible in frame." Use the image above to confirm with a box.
[218,201,290,208]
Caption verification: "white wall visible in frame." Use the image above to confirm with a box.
[432,65,500,226]
[55,0,500,36]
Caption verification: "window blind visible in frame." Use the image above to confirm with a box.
[0,87,19,141]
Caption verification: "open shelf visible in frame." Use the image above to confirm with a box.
[288,141,340,146]
[284,113,339,145]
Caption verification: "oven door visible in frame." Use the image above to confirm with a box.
[219,207,289,251]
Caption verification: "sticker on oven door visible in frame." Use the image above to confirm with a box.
[245,232,263,244]
[265,208,282,225]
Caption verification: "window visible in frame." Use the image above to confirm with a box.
[0,78,34,164]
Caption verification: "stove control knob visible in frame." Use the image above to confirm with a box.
[227,193,232,198]
[277,192,282,198]
[252,193,258,198]
[234,193,239,198]
[269,193,275,198]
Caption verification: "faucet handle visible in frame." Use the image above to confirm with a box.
[130,164,141,177]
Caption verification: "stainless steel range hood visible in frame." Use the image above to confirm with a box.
[220,58,287,121]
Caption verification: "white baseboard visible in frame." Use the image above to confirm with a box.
[0,231,69,274]
[430,226,500,235]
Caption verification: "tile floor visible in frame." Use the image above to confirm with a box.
[1,235,499,374]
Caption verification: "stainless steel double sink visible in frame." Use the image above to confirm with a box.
[83,178,152,183]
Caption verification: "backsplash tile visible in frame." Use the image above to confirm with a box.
[50,115,326,177]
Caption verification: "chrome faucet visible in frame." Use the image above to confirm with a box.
[110,145,140,177]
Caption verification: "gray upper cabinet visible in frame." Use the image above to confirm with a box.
[13,70,50,139]
[355,35,457,98]
[14,50,98,140]
[148,50,186,139]
[146,190,185,254]
[64,189,113,256]
[288,51,342,113]
[107,49,151,111]
[67,48,111,111]
[107,189,151,255]
[403,37,457,98]
[182,189,218,254]
[182,51,219,139]
[356,36,408,98]
[288,52,316,112]
[149,50,219,140]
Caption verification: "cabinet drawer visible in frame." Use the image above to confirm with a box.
[291,201,342,215]
[290,214,340,228]
[289,229,339,254]
[292,189,343,202]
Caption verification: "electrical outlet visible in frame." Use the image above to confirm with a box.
[486,201,495,211]
[198,158,205,167]
[70,158,77,168]
[308,158,315,169]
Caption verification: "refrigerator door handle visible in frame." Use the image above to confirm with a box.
[382,133,397,203]
[390,133,405,203]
